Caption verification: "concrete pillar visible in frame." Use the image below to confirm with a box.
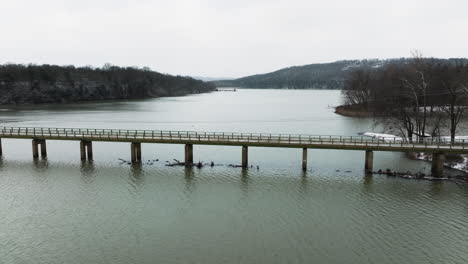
[431,152,445,177]
[0,138,2,156]
[32,139,46,158]
[40,140,47,157]
[302,148,307,171]
[80,141,86,160]
[131,143,136,163]
[80,141,93,161]
[87,141,93,161]
[365,150,373,172]
[32,139,39,158]
[136,143,141,162]
[131,143,141,163]
[185,144,193,165]
[242,146,248,168]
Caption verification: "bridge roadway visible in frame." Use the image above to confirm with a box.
[1,126,467,176]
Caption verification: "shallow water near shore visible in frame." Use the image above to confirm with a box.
[0,89,467,264]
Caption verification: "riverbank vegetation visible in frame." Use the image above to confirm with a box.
[339,54,468,142]
[0,63,216,105]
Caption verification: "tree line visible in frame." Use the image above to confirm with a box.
[341,55,468,142]
[0,63,215,104]
[214,59,418,89]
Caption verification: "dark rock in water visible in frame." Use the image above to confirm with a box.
[416,172,425,179]
[453,175,467,181]
[385,169,396,176]
[377,169,382,174]
[165,159,186,167]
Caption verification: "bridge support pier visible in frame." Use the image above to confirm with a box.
[302,148,307,171]
[431,152,445,177]
[32,139,47,158]
[185,144,193,165]
[131,143,142,163]
[365,150,373,172]
[0,138,2,156]
[242,146,248,168]
[80,141,93,161]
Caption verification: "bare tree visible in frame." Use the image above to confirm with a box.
[401,70,429,142]
[438,65,468,142]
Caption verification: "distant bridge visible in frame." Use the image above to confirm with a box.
[1,127,467,176]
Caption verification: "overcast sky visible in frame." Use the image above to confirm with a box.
[1,0,467,78]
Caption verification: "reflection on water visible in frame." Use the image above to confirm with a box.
[363,172,374,189]
[0,90,466,264]
[240,168,249,195]
[428,181,446,198]
[80,161,96,184]
[299,171,309,194]
[184,166,195,195]
[32,157,49,172]
[128,163,145,192]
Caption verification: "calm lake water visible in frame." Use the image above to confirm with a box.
[0,89,467,264]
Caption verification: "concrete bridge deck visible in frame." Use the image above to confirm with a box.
[1,126,466,176]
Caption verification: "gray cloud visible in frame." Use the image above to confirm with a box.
[1,0,467,77]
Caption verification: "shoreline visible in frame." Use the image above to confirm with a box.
[0,90,215,108]
[334,105,373,117]
[361,132,468,177]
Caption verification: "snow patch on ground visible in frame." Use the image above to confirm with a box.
[451,156,468,171]
[361,132,468,143]
[440,136,468,141]
[361,132,403,142]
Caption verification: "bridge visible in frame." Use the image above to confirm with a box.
[1,126,467,176]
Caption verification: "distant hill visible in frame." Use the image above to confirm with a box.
[191,76,233,82]
[213,58,468,89]
[0,64,216,105]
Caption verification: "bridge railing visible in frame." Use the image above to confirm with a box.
[0,126,466,148]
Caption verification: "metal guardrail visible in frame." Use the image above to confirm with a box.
[0,126,466,150]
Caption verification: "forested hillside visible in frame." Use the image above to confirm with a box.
[0,64,216,104]
[215,58,468,89]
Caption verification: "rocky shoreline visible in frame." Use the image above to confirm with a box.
[371,168,468,183]
[361,132,468,179]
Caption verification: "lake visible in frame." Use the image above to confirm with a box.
[0,89,467,264]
